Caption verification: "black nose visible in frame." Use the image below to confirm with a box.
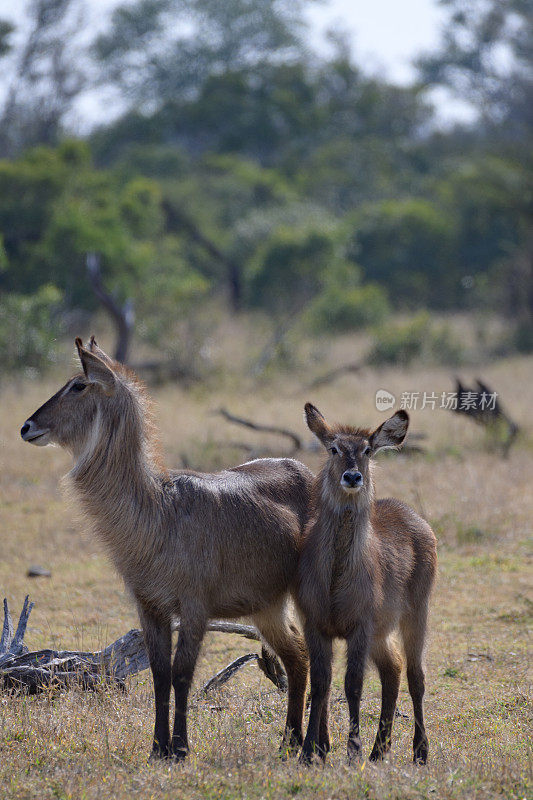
[21,422,30,438]
[342,470,363,487]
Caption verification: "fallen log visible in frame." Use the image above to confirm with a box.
[0,598,286,695]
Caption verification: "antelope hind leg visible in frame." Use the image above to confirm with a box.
[253,600,309,757]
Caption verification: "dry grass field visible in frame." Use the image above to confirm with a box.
[0,323,531,799]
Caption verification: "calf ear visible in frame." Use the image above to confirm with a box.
[304,402,332,446]
[75,338,116,394]
[369,410,409,452]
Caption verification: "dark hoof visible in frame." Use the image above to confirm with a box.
[279,742,300,760]
[319,739,331,756]
[347,737,363,765]
[149,747,171,763]
[299,746,326,766]
[413,736,428,765]
[369,739,390,762]
[170,746,189,763]
[279,730,303,759]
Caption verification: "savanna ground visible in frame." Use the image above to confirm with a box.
[0,315,531,799]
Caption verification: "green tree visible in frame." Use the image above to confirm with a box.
[0,19,14,58]
[0,140,210,340]
[417,0,532,139]
[347,199,457,308]
[0,0,87,157]
[161,153,296,309]
[0,284,63,372]
[93,0,313,108]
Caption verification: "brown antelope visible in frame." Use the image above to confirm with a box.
[20,337,313,761]
[297,404,436,765]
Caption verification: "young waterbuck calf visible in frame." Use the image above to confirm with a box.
[20,337,313,761]
[297,404,436,765]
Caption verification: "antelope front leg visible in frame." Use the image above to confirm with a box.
[300,625,333,764]
[345,624,370,764]
[139,609,172,759]
[171,612,206,761]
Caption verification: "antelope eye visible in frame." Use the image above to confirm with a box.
[363,446,371,456]
[330,445,339,455]
[70,381,86,393]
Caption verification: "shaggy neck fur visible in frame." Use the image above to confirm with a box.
[68,376,164,578]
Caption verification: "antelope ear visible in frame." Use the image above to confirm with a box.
[87,335,114,366]
[304,402,332,446]
[369,410,409,452]
[75,338,116,394]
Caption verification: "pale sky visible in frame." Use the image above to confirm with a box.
[0,0,473,128]
[308,0,447,85]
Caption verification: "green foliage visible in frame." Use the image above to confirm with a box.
[0,0,530,359]
[417,0,532,138]
[93,0,312,109]
[435,157,528,278]
[0,146,68,276]
[368,312,464,366]
[245,219,342,315]
[0,141,212,361]
[120,177,164,239]
[0,0,87,157]
[348,199,457,308]
[308,275,390,333]
[0,284,63,371]
[0,19,14,58]
[135,236,210,348]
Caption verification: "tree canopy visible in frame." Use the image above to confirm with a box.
[0,0,531,368]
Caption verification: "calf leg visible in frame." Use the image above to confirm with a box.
[253,600,309,756]
[318,687,331,756]
[401,605,430,764]
[171,612,207,761]
[300,623,333,764]
[139,608,172,759]
[369,637,402,761]
[345,624,370,764]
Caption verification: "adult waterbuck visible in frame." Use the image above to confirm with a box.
[20,337,313,761]
[297,404,436,765]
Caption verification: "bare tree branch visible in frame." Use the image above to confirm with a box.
[300,362,363,393]
[0,598,14,654]
[198,647,287,695]
[199,653,259,694]
[215,408,302,453]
